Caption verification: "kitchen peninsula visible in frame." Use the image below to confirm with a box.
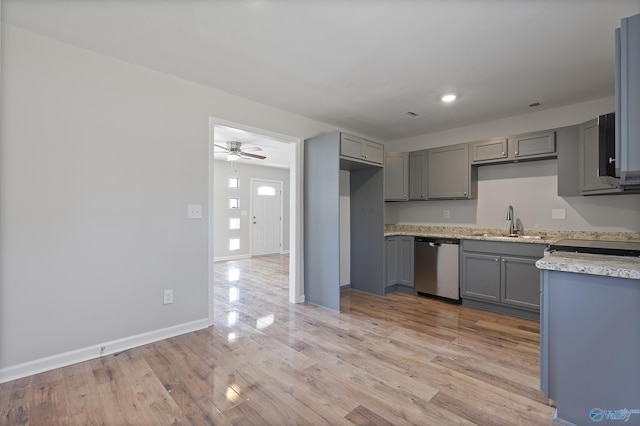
[536,242,640,426]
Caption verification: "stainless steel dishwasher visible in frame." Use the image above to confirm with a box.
[414,237,460,301]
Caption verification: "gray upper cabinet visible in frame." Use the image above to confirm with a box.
[409,150,427,200]
[427,143,476,199]
[578,119,622,195]
[508,130,556,160]
[471,131,557,165]
[384,152,409,201]
[471,138,508,164]
[340,133,384,165]
[617,13,640,185]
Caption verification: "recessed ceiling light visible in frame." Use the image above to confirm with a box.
[441,93,457,103]
[529,102,541,107]
[405,111,419,117]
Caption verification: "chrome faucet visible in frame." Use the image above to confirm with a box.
[506,205,520,235]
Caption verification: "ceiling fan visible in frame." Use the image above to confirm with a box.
[214,141,266,161]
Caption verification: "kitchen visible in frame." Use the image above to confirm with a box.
[2,1,640,424]
[304,12,640,424]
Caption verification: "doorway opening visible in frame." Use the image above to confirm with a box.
[208,118,303,326]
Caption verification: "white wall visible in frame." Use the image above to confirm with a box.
[385,98,640,232]
[0,25,336,378]
[213,160,290,260]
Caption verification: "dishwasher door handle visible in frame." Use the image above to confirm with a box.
[428,242,441,248]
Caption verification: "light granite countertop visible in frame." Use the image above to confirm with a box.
[535,252,640,280]
[384,224,640,245]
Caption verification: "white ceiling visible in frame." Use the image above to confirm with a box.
[4,0,640,147]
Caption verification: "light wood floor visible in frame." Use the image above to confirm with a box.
[0,254,556,425]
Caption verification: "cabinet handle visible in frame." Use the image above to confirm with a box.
[463,192,467,196]
[502,259,505,262]
[609,157,616,164]
[495,258,499,262]
[515,151,519,155]
[421,194,424,198]
[501,151,506,156]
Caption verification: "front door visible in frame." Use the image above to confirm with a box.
[251,179,282,256]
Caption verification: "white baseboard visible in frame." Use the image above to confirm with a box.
[213,254,251,262]
[0,318,209,384]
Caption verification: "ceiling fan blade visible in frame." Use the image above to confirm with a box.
[241,146,263,152]
[214,144,229,151]
[241,152,267,160]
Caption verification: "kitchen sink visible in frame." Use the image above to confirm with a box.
[470,232,544,240]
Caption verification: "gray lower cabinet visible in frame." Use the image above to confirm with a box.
[385,236,414,289]
[540,269,640,424]
[427,143,476,199]
[461,240,544,320]
[384,152,409,201]
[578,118,622,194]
[409,150,427,200]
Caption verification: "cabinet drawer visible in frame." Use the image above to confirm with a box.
[462,240,545,258]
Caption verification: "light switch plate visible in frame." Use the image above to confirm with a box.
[552,208,566,220]
[187,204,202,219]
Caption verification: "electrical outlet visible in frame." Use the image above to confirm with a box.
[187,204,202,219]
[164,289,173,305]
[552,208,566,220]
[443,209,450,219]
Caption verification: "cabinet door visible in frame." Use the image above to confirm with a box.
[398,237,414,287]
[427,143,471,199]
[384,153,409,201]
[362,141,384,164]
[340,134,363,160]
[409,150,427,200]
[508,130,556,160]
[341,134,384,165]
[461,252,500,302]
[578,119,621,194]
[618,14,640,183]
[471,138,508,164]
[501,256,540,311]
[385,237,398,287]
